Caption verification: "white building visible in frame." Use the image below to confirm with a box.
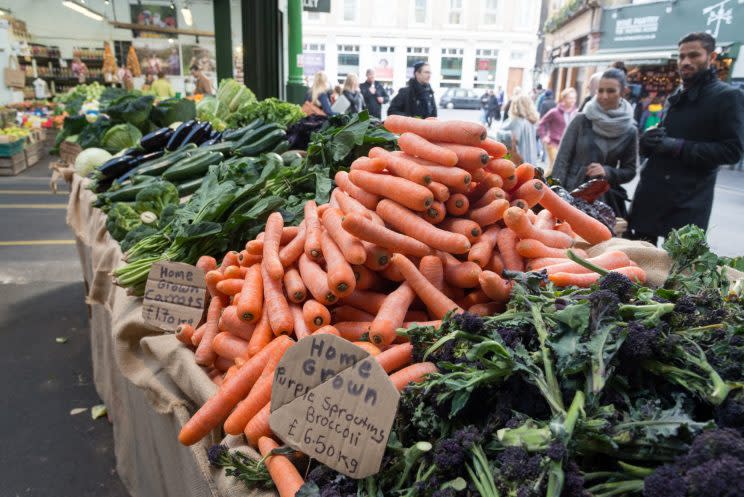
[302,0,542,98]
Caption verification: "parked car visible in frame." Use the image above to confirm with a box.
[439,88,483,110]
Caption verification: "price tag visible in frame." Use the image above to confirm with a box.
[270,334,400,478]
[141,262,207,332]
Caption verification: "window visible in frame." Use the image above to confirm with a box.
[515,0,533,30]
[474,48,499,89]
[441,47,464,86]
[483,0,500,25]
[406,46,429,79]
[372,0,396,25]
[372,45,395,80]
[343,0,358,22]
[510,51,526,62]
[414,0,428,23]
[337,44,360,82]
[448,0,463,24]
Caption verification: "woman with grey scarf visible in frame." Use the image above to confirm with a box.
[551,69,639,218]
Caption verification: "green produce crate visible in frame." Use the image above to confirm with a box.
[0,138,26,158]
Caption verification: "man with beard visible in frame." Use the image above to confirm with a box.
[360,69,389,119]
[387,61,437,119]
[629,32,744,244]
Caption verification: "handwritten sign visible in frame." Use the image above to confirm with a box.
[270,335,400,478]
[142,262,206,332]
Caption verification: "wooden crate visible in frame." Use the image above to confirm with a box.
[0,152,28,176]
[25,146,41,167]
[60,141,82,165]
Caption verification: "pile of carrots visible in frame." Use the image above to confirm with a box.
[172,115,647,497]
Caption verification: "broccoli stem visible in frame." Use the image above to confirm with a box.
[547,391,585,497]
[531,304,565,415]
[567,249,609,276]
[587,480,645,497]
[393,441,432,491]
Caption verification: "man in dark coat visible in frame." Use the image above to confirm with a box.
[629,32,744,243]
[387,61,437,119]
[359,69,389,119]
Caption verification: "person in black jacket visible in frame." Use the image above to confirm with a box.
[387,61,437,118]
[629,32,744,244]
[360,69,389,119]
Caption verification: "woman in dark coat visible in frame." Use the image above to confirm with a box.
[551,69,638,219]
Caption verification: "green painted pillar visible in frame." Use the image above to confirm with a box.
[213,0,233,82]
[286,0,306,104]
[242,0,281,99]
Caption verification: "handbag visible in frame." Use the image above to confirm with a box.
[497,122,524,165]
[4,56,25,89]
[331,94,351,114]
[301,100,326,117]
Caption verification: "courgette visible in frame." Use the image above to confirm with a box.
[133,144,198,176]
[105,182,158,202]
[221,118,264,141]
[280,150,304,166]
[162,152,224,181]
[234,129,286,157]
[176,177,204,197]
[231,123,282,150]
[271,140,290,155]
[197,141,235,155]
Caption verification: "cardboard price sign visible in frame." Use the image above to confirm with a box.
[141,262,206,332]
[270,335,400,478]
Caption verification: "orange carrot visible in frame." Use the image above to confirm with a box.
[418,255,445,290]
[278,222,307,268]
[370,147,432,185]
[353,264,384,291]
[320,230,356,298]
[214,356,234,372]
[175,324,195,346]
[375,343,414,373]
[245,307,273,358]
[349,169,434,212]
[420,201,447,225]
[487,158,516,178]
[179,336,293,445]
[549,266,647,287]
[501,174,519,192]
[377,199,471,254]
[238,251,262,267]
[428,181,451,202]
[220,304,256,341]
[554,221,577,238]
[304,200,322,260]
[303,299,331,332]
[511,199,529,211]
[262,212,285,281]
[479,270,513,302]
[223,265,243,280]
[194,297,224,366]
[261,263,293,337]
[257,437,305,497]
[244,403,272,447]
[383,115,487,146]
[340,290,387,315]
[192,323,207,346]
[481,138,508,159]
[497,228,524,272]
[442,257,482,289]
[257,227,299,244]
[289,303,310,340]
[472,186,509,208]
[391,254,463,319]
[405,309,430,322]
[342,211,431,257]
[283,267,307,303]
[362,241,392,271]
[381,262,406,282]
[220,251,240,269]
[246,239,264,255]
[541,251,631,275]
[513,162,536,189]
[213,332,251,361]
[353,341,382,356]
[322,207,367,265]
[332,305,375,322]
[468,226,500,267]
[512,179,546,208]
[396,152,472,191]
[487,252,505,275]
[516,239,587,260]
[446,193,470,216]
[350,156,386,173]
[433,142,490,170]
[332,188,373,220]
[397,132,459,166]
[370,282,416,346]
[298,254,338,306]
[236,264,263,323]
[469,198,510,227]
[461,289,490,308]
[470,167,488,183]
[539,186,612,245]
[205,269,229,306]
[389,362,438,391]
[503,206,574,249]
[334,321,372,341]
[216,278,244,296]
[313,325,341,336]
[335,170,380,210]
[469,302,503,316]
[439,217,482,244]
[196,255,217,273]
[534,209,555,231]
[527,257,568,270]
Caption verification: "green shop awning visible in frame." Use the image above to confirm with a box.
[553,50,677,68]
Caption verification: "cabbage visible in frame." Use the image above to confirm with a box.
[74,147,112,176]
[102,124,143,152]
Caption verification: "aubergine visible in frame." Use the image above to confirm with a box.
[180,121,212,148]
[111,151,164,185]
[199,137,220,148]
[140,128,174,152]
[209,129,222,140]
[121,146,145,157]
[96,155,138,180]
[165,120,196,151]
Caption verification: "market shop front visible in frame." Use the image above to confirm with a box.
[554,0,744,98]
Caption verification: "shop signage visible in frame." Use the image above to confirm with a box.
[142,262,206,332]
[600,0,744,50]
[302,52,325,77]
[269,334,399,478]
[303,0,331,13]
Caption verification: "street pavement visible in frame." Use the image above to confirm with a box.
[0,156,129,497]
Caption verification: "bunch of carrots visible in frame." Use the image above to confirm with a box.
[172,115,647,497]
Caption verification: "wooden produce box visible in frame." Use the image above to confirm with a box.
[25,141,42,167]
[60,140,82,165]
[0,152,28,176]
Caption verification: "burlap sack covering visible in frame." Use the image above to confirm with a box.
[586,238,672,288]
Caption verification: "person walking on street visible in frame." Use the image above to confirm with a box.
[388,62,437,118]
[538,89,557,117]
[360,69,389,119]
[191,65,214,95]
[629,32,744,244]
[332,73,365,114]
[538,88,578,175]
[480,90,492,126]
[498,94,540,165]
[551,69,638,219]
[151,71,175,98]
[487,91,501,126]
[304,71,336,116]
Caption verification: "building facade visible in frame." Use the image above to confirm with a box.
[301,0,543,97]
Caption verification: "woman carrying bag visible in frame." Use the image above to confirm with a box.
[551,69,638,219]
[332,73,365,114]
[498,94,540,165]
[303,71,336,116]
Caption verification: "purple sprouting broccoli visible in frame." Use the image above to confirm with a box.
[598,271,634,302]
[452,312,485,334]
[642,464,687,497]
[432,425,483,472]
[685,456,744,497]
[715,392,744,434]
[619,321,660,362]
